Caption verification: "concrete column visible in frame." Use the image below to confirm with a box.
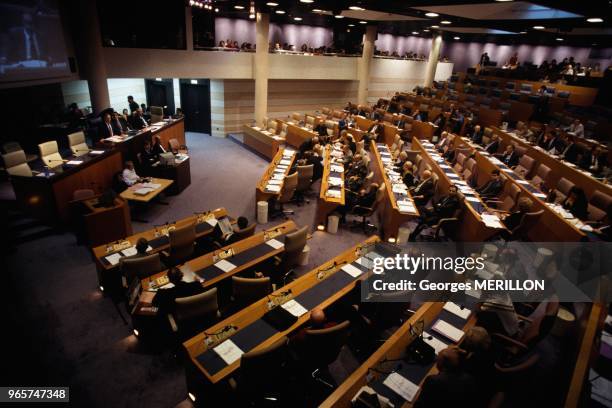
[185,6,194,51]
[357,25,377,105]
[424,34,442,87]
[72,0,110,114]
[254,13,270,127]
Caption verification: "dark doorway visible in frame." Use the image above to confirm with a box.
[145,79,175,116]
[180,79,211,134]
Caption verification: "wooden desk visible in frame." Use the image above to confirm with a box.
[242,125,283,160]
[120,178,173,203]
[492,127,612,199]
[315,145,345,226]
[285,123,318,148]
[410,120,436,140]
[370,141,419,241]
[255,148,297,205]
[412,138,505,241]
[183,236,380,387]
[82,197,132,247]
[147,157,191,195]
[11,149,123,223]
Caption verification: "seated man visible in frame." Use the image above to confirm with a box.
[470,125,483,145]
[122,161,141,186]
[130,109,149,130]
[501,197,534,232]
[126,238,150,259]
[141,140,158,168]
[402,161,416,187]
[410,170,435,207]
[414,347,477,408]
[566,119,584,138]
[151,135,167,156]
[340,183,379,223]
[484,134,500,154]
[298,136,319,157]
[153,267,205,314]
[497,144,519,167]
[290,307,337,348]
[99,112,120,139]
[476,170,503,199]
[409,184,461,241]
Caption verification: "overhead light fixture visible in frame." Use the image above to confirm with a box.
[519,31,527,34]
[349,6,365,11]
[359,20,367,24]
[431,25,439,28]
[249,1,255,19]
[348,24,355,27]
[275,9,285,14]
[556,37,564,41]
[425,12,439,17]
[423,29,430,32]
[441,20,451,24]
[266,2,278,5]
[454,36,460,40]
[155,78,162,81]
[294,17,302,21]
[300,0,314,3]
[412,31,419,35]
[587,17,603,23]
[533,25,545,30]
[234,5,244,9]
[191,79,198,84]
[335,14,344,18]
[215,7,219,12]
[188,393,196,402]
[312,8,322,12]
[249,13,255,18]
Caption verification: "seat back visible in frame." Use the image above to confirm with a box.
[169,223,196,264]
[279,123,288,138]
[232,224,257,242]
[511,210,544,239]
[296,164,314,193]
[232,276,272,305]
[2,141,21,153]
[39,140,63,167]
[453,152,467,173]
[73,189,95,201]
[268,119,278,134]
[530,164,551,189]
[121,253,162,283]
[278,171,298,204]
[500,183,521,212]
[67,131,89,156]
[150,106,163,123]
[239,336,289,394]
[514,155,535,178]
[3,150,32,177]
[175,287,219,322]
[281,225,308,269]
[590,190,612,212]
[304,320,351,368]
[462,158,477,184]
[554,177,574,203]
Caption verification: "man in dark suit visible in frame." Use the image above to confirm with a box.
[367,119,384,142]
[470,125,484,145]
[151,135,167,156]
[112,111,128,134]
[409,184,461,241]
[559,135,579,163]
[590,147,609,175]
[153,268,205,314]
[484,134,500,154]
[402,161,416,187]
[127,95,139,113]
[130,109,149,130]
[577,147,592,170]
[141,140,158,168]
[304,151,323,182]
[542,131,563,154]
[120,238,150,263]
[298,136,319,156]
[99,112,119,139]
[498,144,519,167]
[502,197,534,233]
[477,170,504,199]
[410,170,435,207]
[412,109,423,122]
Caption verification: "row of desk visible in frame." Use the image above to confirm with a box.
[315,144,346,226]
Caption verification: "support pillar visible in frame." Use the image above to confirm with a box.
[424,34,442,87]
[254,13,270,127]
[357,25,377,105]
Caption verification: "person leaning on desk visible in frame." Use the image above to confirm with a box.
[122,160,149,186]
[153,267,205,314]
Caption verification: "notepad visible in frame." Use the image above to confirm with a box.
[213,339,244,365]
[481,213,503,228]
[432,319,465,343]
[105,253,122,266]
[383,372,419,402]
[443,302,471,320]
[266,184,282,192]
[342,263,364,278]
[272,173,285,180]
[466,196,480,203]
[268,179,283,185]
[534,193,547,199]
[281,299,308,317]
[280,159,292,165]
[423,331,448,355]
[516,180,530,185]
[356,257,373,269]
[66,160,83,165]
[90,150,105,155]
[266,239,284,249]
[326,190,341,198]
[328,177,343,186]
[215,259,236,273]
[330,165,344,173]
[121,246,138,257]
[134,188,154,195]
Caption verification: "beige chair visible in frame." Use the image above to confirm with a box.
[529,164,551,190]
[120,253,163,286]
[513,155,536,178]
[275,225,308,284]
[168,138,188,154]
[552,177,574,204]
[295,164,314,205]
[279,123,288,138]
[150,106,164,123]
[38,141,64,168]
[165,223,196,266]
[67,131,90,157]
[170,288,220,339]
[72,189,95,201]
[588,191,612,222]
[487,183,521,212]
[275,171,298,218]
[268,119,278,135]
[3,141,38,162]
[2,150,33,177]
[231,276,272,308]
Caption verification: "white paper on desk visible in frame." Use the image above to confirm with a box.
[122,247,138,257]
[105,253,122,266]
[90,150,104,155]
[516,180,530,185]
[455,180,468,185]
[383,372,419,402]
[277,164,288,169]
[580,224,594,232]
[423,331,448,355]
[134,188,154,195]
[272,173,285,180]
[432,319,465,343]
[252,126,261,131]
[330,165,344,173]
[326,190,341,198]
[36,172,54,177]
[273,168,285,173]
[262,130,272,136]
[142,182,161,189]
[443,302,471,320]
[328,177,343,186]
[534,193,547,199]
[440,164,451,169]
[281,299,308,317]
[273,136,284,141]
[365,251,383,261]
[342,263,364,278]
[283,150,295,157]
[215,259,237,273]
[213,339,244,365]
[466,196,480,203]
[268,179,283,185]
[481,213,503,229]
[279,159,292,166]
[206,217,218,227]
[266,238,284,249]
[392,184,407,193]
[447,173,460,179]
[66,160,83,165]
[266,184,282,192]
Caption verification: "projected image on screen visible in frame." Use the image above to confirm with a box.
[0,0,70,82]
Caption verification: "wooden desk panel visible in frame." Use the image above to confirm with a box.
[315,145,345,226]
[285,123,318,148]
[152,118,186,149]
[242,125,283,160]
[410,120,436,140]
[255,148,296,204]
[120,178,173,203]
[83,197,132,247]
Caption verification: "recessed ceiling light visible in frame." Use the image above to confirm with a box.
[556,37,563,41]
[312,8,322,12]
[431,25,439,28]
[412,31,419,35]
[533,25,545,30]
[587,18,603,23]
[275,9,285,14]
[335,14,344,18]
[425,12,439,17]
[300,0,314,3]
[294,17,302,21]
[349,6,365,11]
[348,24,355,27]
[441,20,451,24]
[359,20,367,24]
[453,36,460,40]
[234,5,244,9]
[214,7,219,12]
[519,31,527,34]
[266,2,278,5]
[423,29,430,32]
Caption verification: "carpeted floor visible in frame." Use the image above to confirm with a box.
[3,132,374,408]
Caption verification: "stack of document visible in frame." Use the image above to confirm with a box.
[90,150,105,155]
[134,187,155,195]
[328,177,343,187]
[443,302,471,319]
[281,299,308,317]
[330,164,344,173]
[279,159,292,166]
[213,340,244,365]
[423,331,448,354]
[481,213,503,228]
[397,200,416,214]
[383,372,419,402]
[272,173,285,181]
[326,189,341,198]
[265,183,282,192]
[265,239,284,249]
[432,319,465,342]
